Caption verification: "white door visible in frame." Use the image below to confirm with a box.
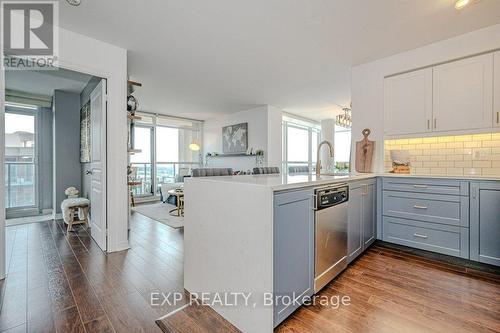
[384,68,433,136]
[494,52,500,128]
[433,53,493,132]
[90,80,107,251]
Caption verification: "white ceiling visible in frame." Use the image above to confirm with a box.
[57,0,500,120]
[6,68,93,96]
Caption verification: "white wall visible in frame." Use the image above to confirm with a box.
[0,24,128,271]
[266,105,283,168]
[203,105,283,171]
[351,24,500,173]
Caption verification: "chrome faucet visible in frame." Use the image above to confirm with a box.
[316,140,334,176]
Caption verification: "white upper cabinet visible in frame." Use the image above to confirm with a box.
[384,68,432,136]
[494,51,500,128]
[432,53,493,132]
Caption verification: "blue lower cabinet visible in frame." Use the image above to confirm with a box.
[382,191,469,227]
[381,177,471,260]
[470,182,500,266]
[348,180,377,263]
[382,217,469,258]
[348,185,363,263]
[273,189,314,327]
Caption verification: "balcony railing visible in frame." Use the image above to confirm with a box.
[130,162,200,197]
[5,162,36,208]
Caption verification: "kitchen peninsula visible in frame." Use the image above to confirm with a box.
[183,172,500,333]
[183,173,375,333]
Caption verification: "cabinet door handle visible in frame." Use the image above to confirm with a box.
[413,233,428,239]
[413,204,428,209]
[361,184,368,195]
[433,118,437,129]
[413,184,428,189]
[427,119,430,130]
[497,112,499,124]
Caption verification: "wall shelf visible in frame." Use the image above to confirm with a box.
[127,80,142,87]
[127,114,142,120]
[128,149,142,155]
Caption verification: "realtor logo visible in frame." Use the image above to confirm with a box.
[1,1,59,69]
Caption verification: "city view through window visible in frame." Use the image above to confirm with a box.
[5,110,36,208]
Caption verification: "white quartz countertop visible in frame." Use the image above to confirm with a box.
[185,172,500,191]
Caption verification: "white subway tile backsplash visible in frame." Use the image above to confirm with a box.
[454,148,472,155]
[464,141,481,148]
[446,168,464,175]
[483,141,500,148]
[464,168,482,175]
[454,161,472,168]
[473,148,491,160]
[473,161,491,168]
[423,161,439,167]
[482,168,500,175]
[473,134,492,141]
[446,142,464,149]
[385,133,500,176]
[430,167,446,174]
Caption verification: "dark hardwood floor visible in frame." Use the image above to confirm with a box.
[276,244,500,333]
[1,211,499,333]
[0,211,185,333]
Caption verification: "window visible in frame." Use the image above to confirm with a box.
[5,107,37,208]
[282,114,321,174]
[334,125,351,173]
[129,126,153,196]
[130,113,202,197]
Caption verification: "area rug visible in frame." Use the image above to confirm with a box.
[132,203,184,228]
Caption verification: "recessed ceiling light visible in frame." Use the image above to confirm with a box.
[66,0,81,6]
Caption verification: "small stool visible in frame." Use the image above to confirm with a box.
[61,198,90,232]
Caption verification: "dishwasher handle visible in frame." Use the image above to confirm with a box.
[311,194,318,211]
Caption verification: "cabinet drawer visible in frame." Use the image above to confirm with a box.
[383,177,468,196]
[382,217,469,258]
[383,191,469,227]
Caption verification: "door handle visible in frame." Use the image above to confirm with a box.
[434,118,437,129]
[413,233,428,239]
[497,112,499,124]
[427,119,430,130]
[85,170,93,175]
[413,204,428,209]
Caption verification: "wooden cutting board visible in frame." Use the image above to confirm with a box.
[355,128,375,173]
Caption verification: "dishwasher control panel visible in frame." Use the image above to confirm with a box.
[316,186,349,209]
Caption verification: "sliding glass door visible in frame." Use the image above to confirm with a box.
[130,113,202,198]
[156,126,179,185]
[129,125,154,196]
[4,108,37,209]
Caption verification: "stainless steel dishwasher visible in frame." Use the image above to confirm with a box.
[314,184,349,292]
